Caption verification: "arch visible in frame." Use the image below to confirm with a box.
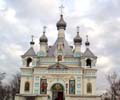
[86,58,92,67]
[24,82,30,91]
[48,79,65,91]
[26,57,32,67]
[51,83,64,100]
[51,83,64,91]
[87,83,92,93]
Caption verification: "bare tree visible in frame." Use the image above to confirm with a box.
[107,72,120,100]
[10,72,21,100]
[0,72,6,100]
[0,72,21,100]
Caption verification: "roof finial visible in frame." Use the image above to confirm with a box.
[31,35,34,41]
[30,35,35,46]
[86,35,88,41]
[43,26,47,34]
[85,35,90,47]
[59,4,64,15]
[77,26,80,33]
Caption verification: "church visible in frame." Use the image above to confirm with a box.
[15,5,101,100]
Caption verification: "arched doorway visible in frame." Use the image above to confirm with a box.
[51,83,64,100]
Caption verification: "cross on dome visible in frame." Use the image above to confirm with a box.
[31,35,34,42]
[77,26,80,33]
[43,26,47,33]
[86,35,88,41]
[59,5,64,15]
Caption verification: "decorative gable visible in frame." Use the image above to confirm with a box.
[22,47,36,58]
[82,48,97,59]
[48,63,68,69]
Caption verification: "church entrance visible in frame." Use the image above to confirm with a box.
[26,96,35,100]
[51,83,65,100]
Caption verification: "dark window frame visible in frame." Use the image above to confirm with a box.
[26,57,32,67]
[86,58,92,67]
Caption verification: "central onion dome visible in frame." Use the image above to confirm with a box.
[56,14,67,30]
[40,33,48,43]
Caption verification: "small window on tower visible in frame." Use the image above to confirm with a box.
[86,59,92,67]
[87,83,92,93]
[26,57,32,67]
[24,82,30,92]
[57,55,62,61]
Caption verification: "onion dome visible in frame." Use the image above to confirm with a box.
[74,26,82,44]
[30,35,35,45]
[56,15,67,30]
[40,26,48,43]
[74,33,82,44]
[85,35,90,46]
[30,41,35,45]
[40,32,48,43]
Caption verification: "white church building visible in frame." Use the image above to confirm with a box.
[15,6,101,100]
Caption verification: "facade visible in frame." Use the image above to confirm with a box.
[15,11,101,100]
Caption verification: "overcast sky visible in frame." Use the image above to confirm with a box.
[0,0,120,94]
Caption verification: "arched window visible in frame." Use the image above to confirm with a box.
[24,82,30,91]
[87,83,92,93]
[26,57,32,67]
[86,59,92,67]
[57,55,62,61]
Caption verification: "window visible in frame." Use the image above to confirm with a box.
[69,80,75,94]
[86,59,92,67]
[87,83,92,93]
[26,57,32,67]
[25,82,30,91]
[57,55,62,61]
[40,79,47,94]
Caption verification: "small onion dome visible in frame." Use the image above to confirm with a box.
[85,35,90,46]
[74,33,82,44]
[30,35,35,45]
[30,41,35,45]
[40,33,48,43]
[56,14,67,30]
[85,41,90,46]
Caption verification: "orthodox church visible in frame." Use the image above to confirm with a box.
[15,5,101,100]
